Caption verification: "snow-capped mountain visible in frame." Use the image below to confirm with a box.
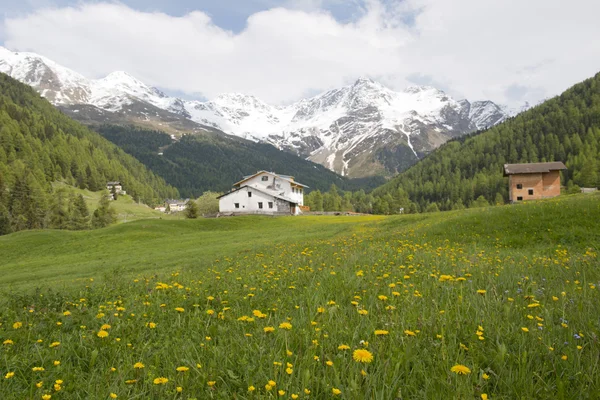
[184,79,510,176]
[0,46,515,177]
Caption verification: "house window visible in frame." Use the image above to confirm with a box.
[528,189,534,195]
[248,192,252,198]
[268,202,273,209]
[517,196,523,201]
[234,203,239,209]
[262,176,269,181]
[258,202,263,209]
[516,184,523,189]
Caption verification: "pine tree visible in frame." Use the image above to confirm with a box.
[69,194,90,230]
[92,192,117,228]
[48,188,69,229]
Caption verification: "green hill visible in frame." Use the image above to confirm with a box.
[95,124,385,197]
[0,73,179,234]
[370,72,600,211]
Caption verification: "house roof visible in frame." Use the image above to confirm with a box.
[217,185,299,204]
[107,181,121,185]
[503,162,567,176]
[234,171,309,188]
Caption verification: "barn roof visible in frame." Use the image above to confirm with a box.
[217,185,298,204]
[503,162,567,176]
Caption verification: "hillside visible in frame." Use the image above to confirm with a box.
[0,194,598,398]
[95,125,385,197]
[371,72,600,211]
[0,73,178,234]
[53,183,180,223]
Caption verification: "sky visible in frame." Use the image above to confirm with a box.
[0,0,599,107]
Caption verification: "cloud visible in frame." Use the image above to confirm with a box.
[3,0,600,106]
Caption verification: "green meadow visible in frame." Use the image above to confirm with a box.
[0,194,599,399]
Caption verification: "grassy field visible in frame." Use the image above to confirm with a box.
[0,194,599,399]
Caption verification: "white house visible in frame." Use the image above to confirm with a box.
[166,199,189,213]
[218,171,308,215]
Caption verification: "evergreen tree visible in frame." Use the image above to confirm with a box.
[69,194,90,230]
[92,192,117,228]
[48,188,69,230]
[0,203,11,235]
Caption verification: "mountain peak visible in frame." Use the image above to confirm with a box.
[101,70,143,84]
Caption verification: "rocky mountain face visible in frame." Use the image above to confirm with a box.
[0,47,514,177]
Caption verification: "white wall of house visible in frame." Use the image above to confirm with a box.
[220,186,293,214]
[241,172,304,206]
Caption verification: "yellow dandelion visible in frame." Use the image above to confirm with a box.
[264,326,275,333]
[207,381,216,387]
[97,330,109,338]
[133,362,145,369]
[374,330,389,336]
[279,322,292,330]
[153,377,169,385]
[4,372,15,379]
[476,289,486,295]
[176,366,189,372]
[450,364,471,375]
[338,344,350,350]
[353,349,374,363]
[332,388,342,395]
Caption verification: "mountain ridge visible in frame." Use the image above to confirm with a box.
[0,46,518,177]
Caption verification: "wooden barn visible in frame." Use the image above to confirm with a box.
[503,162,567,202]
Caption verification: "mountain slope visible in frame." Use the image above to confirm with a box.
[0,47,511,178]
[94,125,386,197]
[370,71,600,212]
[0,73,178,233]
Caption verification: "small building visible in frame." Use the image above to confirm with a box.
[106,181,126,199]
[218,171,308,215]
[166,199,190,213]
[503,162,567,202]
